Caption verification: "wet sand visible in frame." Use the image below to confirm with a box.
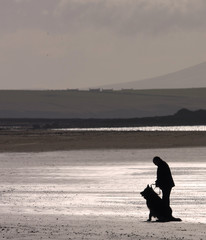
[1,131,206,240]
[1,214,206,240]
[1,129,206,152]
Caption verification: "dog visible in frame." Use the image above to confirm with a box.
[140,185,182,222]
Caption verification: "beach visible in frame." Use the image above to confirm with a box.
[1,129,206,152]
[1,214,206,240]
[0,130,206,240]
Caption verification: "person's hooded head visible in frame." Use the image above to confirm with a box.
[153,156,162,166]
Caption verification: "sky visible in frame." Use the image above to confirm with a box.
[0,0,206,90]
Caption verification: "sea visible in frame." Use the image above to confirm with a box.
[0,148,206,223]
[54,125,206,131]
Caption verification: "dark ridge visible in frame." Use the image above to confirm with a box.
[174,108,206,118]
[0,108,206,129]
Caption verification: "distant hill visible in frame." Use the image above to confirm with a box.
[1,88,206,118]
[99,62,206,90]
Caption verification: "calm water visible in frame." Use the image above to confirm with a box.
[0,148,206,223]
[54,125,206,131]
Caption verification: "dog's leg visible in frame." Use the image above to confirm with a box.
[147,212,152,221]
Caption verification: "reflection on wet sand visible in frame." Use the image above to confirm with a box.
[1,148,206,223]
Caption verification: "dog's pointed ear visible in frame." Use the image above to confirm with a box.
[147,184,149,187]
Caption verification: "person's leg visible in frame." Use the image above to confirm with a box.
[162,188,172,206]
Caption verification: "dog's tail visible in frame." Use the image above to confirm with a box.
[170,216,182,222]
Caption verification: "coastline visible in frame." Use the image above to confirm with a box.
[0,129,206,152]
[1,130,206,240]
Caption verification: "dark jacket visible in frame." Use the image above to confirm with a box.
[156,160,175,190]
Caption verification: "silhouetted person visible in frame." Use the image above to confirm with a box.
[153,156,175,207]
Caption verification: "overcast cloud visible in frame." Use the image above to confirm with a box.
[0,0,205,89]
[55,0,206,34]
[2,0,206,34]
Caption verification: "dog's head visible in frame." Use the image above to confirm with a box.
[140,185,154,199]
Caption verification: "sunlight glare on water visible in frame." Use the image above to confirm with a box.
[54,125,206,131]
[0,148,206,223]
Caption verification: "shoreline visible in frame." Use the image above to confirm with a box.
[0,129,206,152]
[1,132,206,240]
